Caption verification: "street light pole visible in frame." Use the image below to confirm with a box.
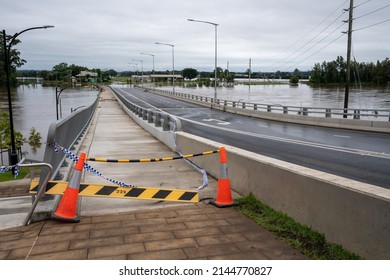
[187,19,219,103]
[140,52,155,88]
[132,59,143,86]
[55,86,71,120]
[128,63,138,85]
[155,42,175,93]
[2,25,54,171]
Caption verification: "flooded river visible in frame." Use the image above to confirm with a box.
[0,84,98,163]
[157,81,390,110]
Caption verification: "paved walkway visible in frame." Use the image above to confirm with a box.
[0,87,306,260]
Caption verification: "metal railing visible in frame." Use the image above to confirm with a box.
[39,89,100,188]
[17,158,53,225]
[144,86,390,121]
[110,86,181,131]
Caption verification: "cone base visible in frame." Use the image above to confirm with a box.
[210,199,240,208]
[52,213,80,223]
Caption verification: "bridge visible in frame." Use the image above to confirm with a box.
[1,85,389,260]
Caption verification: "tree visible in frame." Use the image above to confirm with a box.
[52,62,70,81]
[182,68,198,80]
[213,67,223,81]
[0,33,26,86]
[68,64,88,77]
[28,127,41,154]
[309,57,390,85]
[309,63,322,84]
[0,112,26,151]
[293,68,301,78]
[289,75,299,84]
[107,69,118,77]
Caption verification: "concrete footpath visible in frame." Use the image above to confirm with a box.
[0,87,305,260]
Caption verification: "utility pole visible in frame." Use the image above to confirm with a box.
[248,58,252,85]
[343,0,354,118]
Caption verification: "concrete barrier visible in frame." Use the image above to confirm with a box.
[175,132,390,260]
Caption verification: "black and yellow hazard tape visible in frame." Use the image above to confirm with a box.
[29,180,198,203]
[86,150,220,163]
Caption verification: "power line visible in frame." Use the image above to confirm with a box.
[261,0,348,71]
[354,4,390,20]
[354,18,390,31]
[354,0,372,9]
[280,22,346,68]
[275,0,348,62]
[299,33,346,66]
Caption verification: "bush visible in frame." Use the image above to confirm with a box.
[289,75,299,84]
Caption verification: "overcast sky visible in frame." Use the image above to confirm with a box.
[1,0,389,72]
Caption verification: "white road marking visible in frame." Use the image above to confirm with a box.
[333,135,351,139]
[202,118,231,125]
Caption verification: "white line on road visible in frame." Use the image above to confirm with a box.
[333,135,351,139]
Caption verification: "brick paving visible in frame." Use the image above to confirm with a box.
[0,202,305,260]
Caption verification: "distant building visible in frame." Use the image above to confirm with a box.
[131,74,183,83]
[76,71,99,84]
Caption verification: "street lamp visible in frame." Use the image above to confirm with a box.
[187,19,218,103]
[140,52,155,88]
[155,42,175,93]
[55,86,71,120]
[132,59,143,86]
[128,63,138,85]
[2,25,54,171]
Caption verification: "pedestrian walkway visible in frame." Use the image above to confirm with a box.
[0,86,306,260]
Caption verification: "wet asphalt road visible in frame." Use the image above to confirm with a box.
[112,87,390,189]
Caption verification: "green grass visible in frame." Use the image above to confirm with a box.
[0,168,29,182]
[235,193,362,260]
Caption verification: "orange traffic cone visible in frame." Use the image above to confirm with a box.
[211,147,239,208]
[52,152,86,222]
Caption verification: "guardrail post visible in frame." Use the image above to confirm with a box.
[162,115,170,131]
[254,104,257,110]
[325,109,332,118]
[353,110,360,120]
[242,102,246,109]
[224,100,227,106]
[267,105,271,112]
[283,106,288,114]
[154,113,162,127]
[233,101,236,108]
[142,109,147,120]
[303,108,308,116]
[147,111,153,123]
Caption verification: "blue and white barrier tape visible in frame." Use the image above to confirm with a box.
[0,165,20,178]
[52,143,134,187]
